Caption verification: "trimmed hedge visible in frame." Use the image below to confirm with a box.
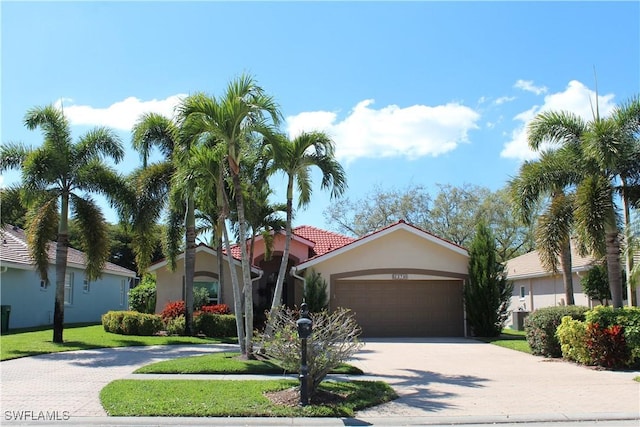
[524,306,589,357]
[102,311,163,336]
[193,313,236,338]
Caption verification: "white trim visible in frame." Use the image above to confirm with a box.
[296,222,468,271]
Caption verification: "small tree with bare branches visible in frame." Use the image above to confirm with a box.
[256,306,363,397]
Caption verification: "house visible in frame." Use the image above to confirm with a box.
[0,225,137,330]
[148,243,262,313]
[504,243,597,329]
[150,220,469,337]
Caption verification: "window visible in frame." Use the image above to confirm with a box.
[83,279,90,293]
[64,272,74,304]
[195,281,219,305]
[120,279,127,306]
[40,280,48,291]
[520,285,526,299]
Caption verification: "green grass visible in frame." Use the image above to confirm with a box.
[476,329,532,354]
[100,379,396,417]
[134,351,364,375]
[0,324,230,361]
[634,376,640,382]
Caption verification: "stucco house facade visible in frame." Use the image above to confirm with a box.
[149,220,469,337]
[504,244,597,329]
[0,225,137,330]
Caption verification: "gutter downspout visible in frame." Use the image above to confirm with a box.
[290,266,306,303]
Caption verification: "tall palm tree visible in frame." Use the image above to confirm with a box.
[527,97,640,308]
[265,131,346,325]
[0,104,124,342]
[130,112,198,334]
[178,74,281,356]
[509,147,582,305]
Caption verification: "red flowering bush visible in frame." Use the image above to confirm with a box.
[200,304,231,315]
[160,300,186,322]
[585,323,631,369]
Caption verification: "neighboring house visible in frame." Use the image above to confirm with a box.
[150,220,470,337]
[0,225,137,329]
[504,243,597,329]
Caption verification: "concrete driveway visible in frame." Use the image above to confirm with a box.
[0,338,638,425]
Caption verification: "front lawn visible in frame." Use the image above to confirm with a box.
[135,351,364,375]
[0,324,229,361]
[477,329,532,354]
[100,379,396,417]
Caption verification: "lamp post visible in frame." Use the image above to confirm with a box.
[296,302,312,406]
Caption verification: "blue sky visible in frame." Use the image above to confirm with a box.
[2,1,639,236]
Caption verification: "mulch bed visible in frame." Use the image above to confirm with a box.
[265,387,346,407]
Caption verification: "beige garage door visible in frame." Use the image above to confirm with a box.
[332,280,464,337]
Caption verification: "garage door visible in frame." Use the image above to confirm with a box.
[332,280,464,337]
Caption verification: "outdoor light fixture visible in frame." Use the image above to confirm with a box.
[296,302,313,406]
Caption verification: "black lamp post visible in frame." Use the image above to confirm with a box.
[296,302,313,406]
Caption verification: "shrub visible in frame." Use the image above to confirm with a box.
[581,264,611,305]
[128,276,157,314]
[193,312,236,337]
[161,300,186,322]
[166,315,186,336]
[556,316,590,364]
[256,306,363,397]
[102,311,163,336]
[200,304,231,315]
[586,306,640,364]
[193,287,210,311]
[524,306,589,357]
[585,323,631,369]
[303,269,329,312]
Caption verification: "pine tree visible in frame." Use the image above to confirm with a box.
[464,221,513,337]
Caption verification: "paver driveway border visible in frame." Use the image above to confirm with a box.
[0,338,638,426]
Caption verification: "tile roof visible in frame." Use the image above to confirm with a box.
[505,242,596,279]
[0,225,136,276]
[292,225,356,257]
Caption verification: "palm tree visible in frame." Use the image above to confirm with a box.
[178,74,281,356]
[526,96,640,308]
[130,112,198,334]
[0,104,124,343]
[509,147,582,305]
[265,131,347,327]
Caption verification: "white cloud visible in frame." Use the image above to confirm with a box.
[286,99,480,164]
[514,79,548,95]
[495,96,516,105]
[501,80,617,161]
[54,94,187,131]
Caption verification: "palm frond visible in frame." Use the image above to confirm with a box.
[76,127,125,165]
[71,195,110,281]
[527,110,586,150]
[0,142,31,172]
[25,197,59,282]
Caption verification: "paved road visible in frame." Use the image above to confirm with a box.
[1,338,638,426]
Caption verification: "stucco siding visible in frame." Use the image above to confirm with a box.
[311,229,468,281]
[506,272,592,329]
[153,249,245,314]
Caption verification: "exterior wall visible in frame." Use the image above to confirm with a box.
[307,229,468,303]
[506,272,592,329]
[248,234,309,266]
[153,250,245,314]
[0,265,131,329]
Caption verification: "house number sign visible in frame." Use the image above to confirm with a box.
[392,273,408,280]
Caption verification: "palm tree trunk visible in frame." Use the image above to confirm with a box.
[621,179,635,307]
[232,172,255,357]
[605,226,624,308]
[222,221,245,354]
[267,176,294,336]
[53,195,70,343]
[560,239,575,305]
[184,196,196,335]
